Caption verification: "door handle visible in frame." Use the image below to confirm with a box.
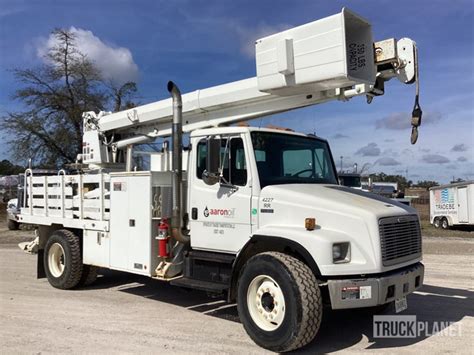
[191,208,198,220]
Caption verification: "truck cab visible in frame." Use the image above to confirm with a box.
[186,126,423,303]
[188,127,340,253]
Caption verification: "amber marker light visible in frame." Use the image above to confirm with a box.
[305,218,316,231]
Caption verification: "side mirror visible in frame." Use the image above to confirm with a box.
[202,137,221,185]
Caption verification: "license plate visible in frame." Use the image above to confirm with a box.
[395,296,407,313]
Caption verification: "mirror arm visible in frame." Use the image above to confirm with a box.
[217,138,234,188]
[219,175,237,190]
[220,182,239,192]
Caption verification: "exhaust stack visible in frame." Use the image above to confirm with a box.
[167,81,190,244]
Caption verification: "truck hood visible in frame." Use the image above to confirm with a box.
[260,184,415,218]
[256,184,420,275]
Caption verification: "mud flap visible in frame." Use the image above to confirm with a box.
[37,249,46,279]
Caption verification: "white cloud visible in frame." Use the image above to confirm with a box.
[401,148,415,158]
[355,142,381,157]
[37,27,139,85]
[375,157,401,166]
[333,133,349,139]
[382,148,399,157]
[422,154,450,164]
[451,143,469,152]
[375,111,442,130]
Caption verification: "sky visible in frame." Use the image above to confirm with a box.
[0,0,473,183]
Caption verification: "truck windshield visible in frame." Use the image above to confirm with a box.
[251,132,337,188]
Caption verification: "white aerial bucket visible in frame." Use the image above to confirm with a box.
[255,8,376,95]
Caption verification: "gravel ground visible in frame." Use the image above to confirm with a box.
[0,221,472,354]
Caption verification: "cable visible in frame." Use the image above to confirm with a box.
[410,45,422,144]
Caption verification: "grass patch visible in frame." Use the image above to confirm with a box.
[420,219,474,238]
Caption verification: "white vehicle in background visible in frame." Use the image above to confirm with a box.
[430,181,474,229]
[16,9,424,352]
[6,198,20,230]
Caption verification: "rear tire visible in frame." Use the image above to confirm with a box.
[44,229,83,289]
[7,219,20,230]
[441,217,449,230]
[433,217,440,229]
[237,252,322,352]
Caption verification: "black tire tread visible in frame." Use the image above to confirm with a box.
[441,217,449,230]
[237,252,321,352]
[45,229,83,289]
[262,252,322,351]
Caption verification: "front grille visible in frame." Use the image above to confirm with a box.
[379,215,422,266]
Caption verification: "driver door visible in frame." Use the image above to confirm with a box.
[189,135,252,252]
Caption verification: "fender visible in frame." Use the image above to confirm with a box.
[445,215,454,226]
[228,235,321,302]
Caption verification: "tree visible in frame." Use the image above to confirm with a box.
[0,159,24,175]
[1,29,138,167]
[108,81,138,112]
[415,180,439,189]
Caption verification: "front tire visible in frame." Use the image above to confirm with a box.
[433,217,440,229]
[44,229,83,289]
[237,252,322,352]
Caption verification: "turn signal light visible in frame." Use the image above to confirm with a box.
[305,218,316,231]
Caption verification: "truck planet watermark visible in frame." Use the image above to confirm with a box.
[373,316,462,338]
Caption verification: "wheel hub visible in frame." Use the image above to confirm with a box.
[48,242,65,278]
[247,275,286,331]
[261,292,275,312]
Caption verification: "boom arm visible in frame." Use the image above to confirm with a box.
[85,78,368,137]
[81,8,420,166]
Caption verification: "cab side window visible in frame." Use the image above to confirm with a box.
[229,138,247,186]
[196,141,208,179]
[196,137,247,186]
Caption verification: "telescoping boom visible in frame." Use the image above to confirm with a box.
[81,8,420,167]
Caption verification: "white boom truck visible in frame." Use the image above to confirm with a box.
[18,9,424,352]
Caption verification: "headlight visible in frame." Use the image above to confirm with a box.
[332,242,351,263]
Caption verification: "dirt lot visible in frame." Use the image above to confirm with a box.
[0,220,473,354]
